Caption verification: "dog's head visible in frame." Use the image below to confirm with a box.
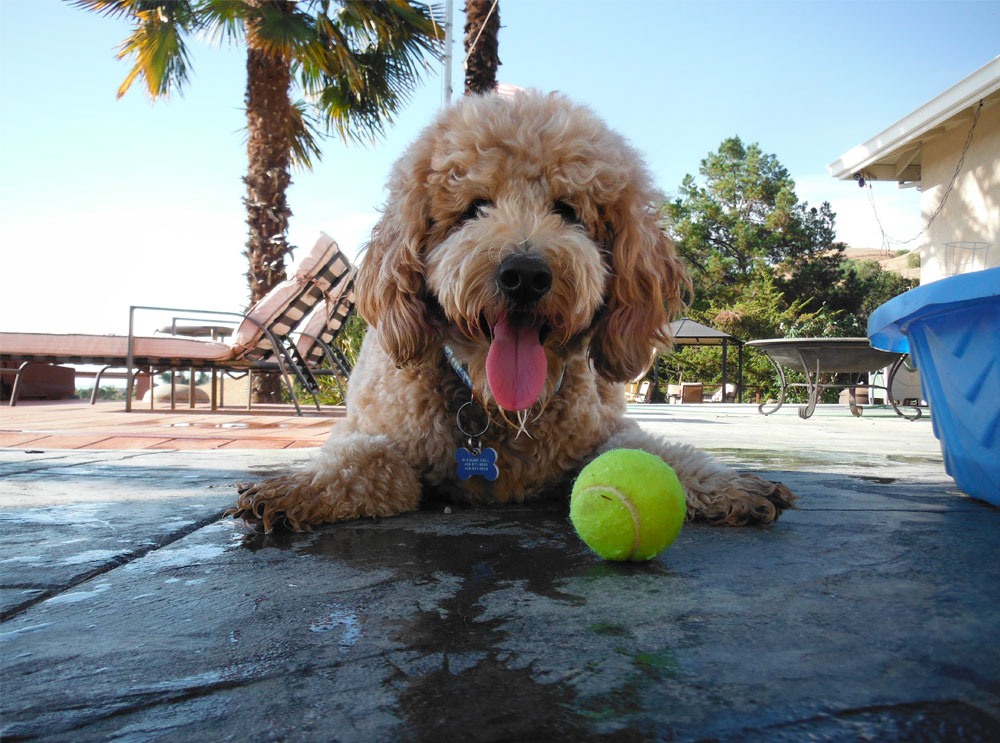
[357,91,688,412]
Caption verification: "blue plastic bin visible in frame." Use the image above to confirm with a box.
[868,267,999,505]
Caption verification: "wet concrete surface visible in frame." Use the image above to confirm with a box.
[2,405,999,741]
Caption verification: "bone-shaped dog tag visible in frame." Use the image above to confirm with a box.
[455,446,499,481]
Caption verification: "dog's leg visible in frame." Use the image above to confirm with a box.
[232,430,422,532]
[600,422,797,525]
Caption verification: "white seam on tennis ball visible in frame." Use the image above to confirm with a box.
[577,484,641,559]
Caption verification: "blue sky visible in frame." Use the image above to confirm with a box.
[1,0,998,335]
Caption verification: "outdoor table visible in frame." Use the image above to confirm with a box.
[746,337,918,420]
[157,323,234,341]
[156,323,236,410]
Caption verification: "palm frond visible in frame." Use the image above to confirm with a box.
[69,0,155,20]
[76,0,445,144]
[196,0,247,45]
[297,1,443,143]
[72,1,200,99]
[113,3,198,99]
[243,2,318,61]
[339,0,444,56]
[287,99,325,170]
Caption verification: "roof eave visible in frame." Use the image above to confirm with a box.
[827,55,1000,181]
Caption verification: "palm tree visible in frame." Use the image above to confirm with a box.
[463,0,500,94]
[73,0,442,399]
[74,0,442,302]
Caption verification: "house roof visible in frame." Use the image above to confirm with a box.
[827,55,1000,187]
[668,318,738,346]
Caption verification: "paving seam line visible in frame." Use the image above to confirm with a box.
[0,508,230,621]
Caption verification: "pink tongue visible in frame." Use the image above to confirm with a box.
[486,315,548,411]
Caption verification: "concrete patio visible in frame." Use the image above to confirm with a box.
[1,401,998,741]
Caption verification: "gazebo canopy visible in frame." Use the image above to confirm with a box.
[669,318,740,346]
[661,318,744,403]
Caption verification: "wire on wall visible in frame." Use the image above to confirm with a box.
[865,98,984,252]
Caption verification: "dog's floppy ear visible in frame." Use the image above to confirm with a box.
[589,198,690,382]
[356,172,436,367]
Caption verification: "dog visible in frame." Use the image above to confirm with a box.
[234,91,795,532]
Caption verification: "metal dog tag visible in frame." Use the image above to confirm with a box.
[455,446,499,481]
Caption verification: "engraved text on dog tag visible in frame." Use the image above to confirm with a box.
[455,447,499,481]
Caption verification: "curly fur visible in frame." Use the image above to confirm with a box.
[234,91,796,532]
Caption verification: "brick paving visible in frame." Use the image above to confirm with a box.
[0,399,342,450]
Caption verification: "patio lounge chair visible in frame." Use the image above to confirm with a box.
[0,234,354,415]
[292,267,357,399]
[624,380,651,403]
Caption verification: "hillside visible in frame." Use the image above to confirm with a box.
[842,248,920,280]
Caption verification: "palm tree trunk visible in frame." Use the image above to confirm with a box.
[244,0,295,402]
[463,0,500,95]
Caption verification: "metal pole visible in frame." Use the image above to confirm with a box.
[721,340,728,403]
[442,0,454,106]
[126,307,135,412]
[738,343,744,403]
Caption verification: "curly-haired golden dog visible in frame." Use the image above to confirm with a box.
[234,92,795,532]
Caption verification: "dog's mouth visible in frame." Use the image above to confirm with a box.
[485,310,552,411]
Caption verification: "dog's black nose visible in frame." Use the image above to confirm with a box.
[497,254,552,306]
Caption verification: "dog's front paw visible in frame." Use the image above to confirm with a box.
[733,473,797,525]
[689,473,798,526]
[229,437,425,532]
[230,474,317,533]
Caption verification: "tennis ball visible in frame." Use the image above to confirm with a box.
[570,449,686,561]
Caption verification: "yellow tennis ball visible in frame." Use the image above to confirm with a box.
[570,449,686,561]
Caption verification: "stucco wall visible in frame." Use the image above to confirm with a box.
[919,101,1000,283]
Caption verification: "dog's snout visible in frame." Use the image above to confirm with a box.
[497,254,552,305]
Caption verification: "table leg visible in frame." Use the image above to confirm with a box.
[847,375,863,417]
[8,361,32,406]
[90,366,113,405]
[886,355,922,420]
[797,356,821,419]
[757,353,787,416]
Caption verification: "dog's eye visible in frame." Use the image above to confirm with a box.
[457,198,492,225]
[553,200,581,225]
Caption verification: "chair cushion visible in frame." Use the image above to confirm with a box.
[0,332,233,366]
[295,268,357,363]
[231,233,353,360]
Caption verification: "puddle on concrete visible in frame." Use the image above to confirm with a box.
[160,421,292,430]
[309,607,361,648]
[236,503,681,740]
[703,447,873,470]
[238,503,669,606]
[122,531,230,572]
[852,474,899,485]
[0,622,53,639]
[0,504,114,527]
[390,647,660,742]
[702,447,945,473]
[43,582,111,606]
[58,549,122,566]
[887,454,944,466]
